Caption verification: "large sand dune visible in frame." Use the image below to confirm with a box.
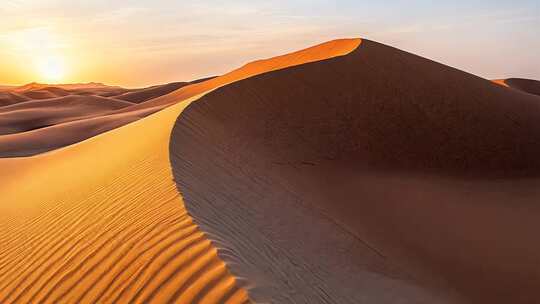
[114,82,190,103]
[0,38,362,303]
[170,39,540,303]
[2,37,540,303]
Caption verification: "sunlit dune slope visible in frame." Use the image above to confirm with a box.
[0,106,166,157]
[170,39,540,303]
[0,97,249,304]
[0,39,360,157]
[491,79,509,87]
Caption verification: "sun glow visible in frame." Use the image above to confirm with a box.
[36,55,66,83]
[2,27,72,84]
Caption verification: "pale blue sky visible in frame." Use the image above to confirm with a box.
[1,0,539,86]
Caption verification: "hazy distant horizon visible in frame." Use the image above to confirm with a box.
[1,0,539,87]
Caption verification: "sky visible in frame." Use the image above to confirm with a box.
[0,0,539,87]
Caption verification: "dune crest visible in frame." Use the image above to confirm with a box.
[498,78,540,96]
[3,36,540,304]
[0,38,365,303]
[0,39,360,157]
[170,39,540,303]
[111,38,362,113]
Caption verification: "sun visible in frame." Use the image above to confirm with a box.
[36,55,66,83]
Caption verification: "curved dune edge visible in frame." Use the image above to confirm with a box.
[0,38,363,303]
[496,78,540,97]
[170,39,540,303]
[491,79,509,87]
[0,39,360,158]
[0,98,249,303]
[111,38,362,114]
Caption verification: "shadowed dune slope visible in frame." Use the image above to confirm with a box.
[0,83,130,105]
[0,97,250,303]
[170,39,540,303]
[0,92,29,107]
[0,39,360,157]
[503,78,540,96]
[20,89,61,100]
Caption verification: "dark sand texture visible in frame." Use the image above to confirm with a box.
[504,78,540,96]
[170,39,540,303]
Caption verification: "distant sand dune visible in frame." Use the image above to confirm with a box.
[0,95,133,135]
[0,39,360,157]
[20,89,62,100]
[114,82,190,103]
[0,92,29,107]
[503,78,540,96]
[0,106,162,157]
[170,39,540,303]
[0,83,174,156]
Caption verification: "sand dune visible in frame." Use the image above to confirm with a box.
[502,78,540,96]
[20,89,63,100]
[12,82,118,92]
[0,95,133,135]
[0,106,165,157]
[170,39,540,303]
[0,83,175,156]
[107,39,361,114]
[0,85,17,90]
[0,38,362,303]
[114,82,190,103]
[0,39,360,157]
[0,92,30,107]
[0,96,249,303]
[0,83,130,103]
[2,37,540,304]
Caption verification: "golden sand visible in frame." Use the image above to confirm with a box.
[0,38,362,303]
